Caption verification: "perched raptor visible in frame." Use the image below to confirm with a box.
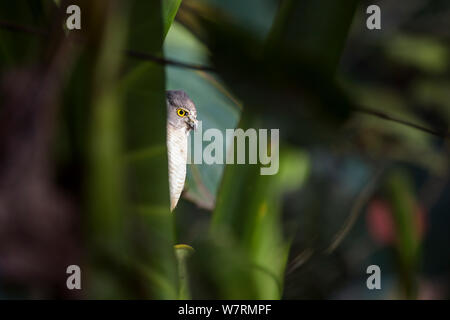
[166,90,198,211]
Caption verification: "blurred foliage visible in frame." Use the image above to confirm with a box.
[385,34,448,74]
[0,0,449,300]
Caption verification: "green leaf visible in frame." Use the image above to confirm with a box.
[208,115,309,299]
[126,0,181,54]
[84,0,183,299]
[81,0,133,299]
[118,0,183,299]
[385,170,421,299]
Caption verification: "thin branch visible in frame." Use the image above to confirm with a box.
[0,20,47,36]
[125,50,215,72]
[196,70,243,109]
[0,19,215,73]
[286,167,384,275]
[325,166,384,254]
[355,107,449,139]
[286,248,314,275]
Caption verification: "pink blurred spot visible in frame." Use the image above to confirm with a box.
[366,199,427,246]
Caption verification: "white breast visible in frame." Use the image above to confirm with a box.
[167,124,188,211]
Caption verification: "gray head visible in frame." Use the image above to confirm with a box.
[166,90,198,131]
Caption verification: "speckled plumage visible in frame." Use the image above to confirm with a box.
[166,90,198,211]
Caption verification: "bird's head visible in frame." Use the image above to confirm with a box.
[166,90,198,132]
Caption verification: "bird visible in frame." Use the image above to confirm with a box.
[166,90,198,211]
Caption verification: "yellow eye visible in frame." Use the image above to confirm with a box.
[177,108,187,117]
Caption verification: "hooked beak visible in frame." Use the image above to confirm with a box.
[188,115,198,130]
